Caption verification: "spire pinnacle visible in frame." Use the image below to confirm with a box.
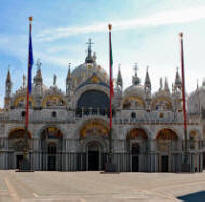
[134,63,138,76]
[6,66,11,83]
[67,63,71,80]
[145,65,151,86]
[159,77,163,90]
[175,66,181,86]
[116,64,122,87]
[164,77,169,91]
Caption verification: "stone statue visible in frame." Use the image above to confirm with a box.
[23,74,26,88]
[53,74,57,86]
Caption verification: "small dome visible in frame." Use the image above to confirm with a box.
[124,84,145,98]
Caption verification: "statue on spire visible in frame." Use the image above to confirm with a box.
[23,74,26,89]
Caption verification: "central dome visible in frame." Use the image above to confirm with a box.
[71,63,109,88]
[71,39,109,88]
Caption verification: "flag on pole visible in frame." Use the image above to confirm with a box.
[108,24,114,97]
[28,17,33,94]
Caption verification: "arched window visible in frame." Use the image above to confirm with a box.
[77,90,109,115]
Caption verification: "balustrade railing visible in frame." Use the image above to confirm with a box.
[0,108,201,125]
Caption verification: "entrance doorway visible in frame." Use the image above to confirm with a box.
[47,143,56,171]
[16,155,23,169]
[87,143,99,171]
[161,155,169,172]
[131,143,140,172]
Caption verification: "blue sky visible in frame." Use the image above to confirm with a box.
[0,0,205,107]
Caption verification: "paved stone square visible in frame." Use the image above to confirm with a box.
[0,170,205,201]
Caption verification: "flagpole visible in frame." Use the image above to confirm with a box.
[105,24,116,172]
[179,32,189,172]
[25,17,32,130]
[109,24,112,161]
[21,17,33,171]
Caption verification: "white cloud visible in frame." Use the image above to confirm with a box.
[37,6,205,42]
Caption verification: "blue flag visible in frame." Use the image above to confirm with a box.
[28,23,33,93]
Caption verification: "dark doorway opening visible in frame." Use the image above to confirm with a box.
[203,152,205,170]
[88,151,99,171]
[132,156,139,172]
[16,155,23,169]
[132,143,140,172]
[88,143,99,171]
[161,155,169,172]
[48,156,56,171]
[47,143,57,171]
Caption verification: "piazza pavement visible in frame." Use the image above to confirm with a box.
[0,170,205,201]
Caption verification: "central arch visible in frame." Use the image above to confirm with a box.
[80,119,109,170]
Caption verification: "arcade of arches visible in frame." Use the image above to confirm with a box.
[4,126,204,172]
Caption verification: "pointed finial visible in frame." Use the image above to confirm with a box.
[197,79,199,89]
[6,65,11,83]
[134,63,138,76]
[118,63,121,71]
[160,77,163,90]
[164,77,169,91]
[146,65,149,72]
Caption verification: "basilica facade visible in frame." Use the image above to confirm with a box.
[0,41,204,172]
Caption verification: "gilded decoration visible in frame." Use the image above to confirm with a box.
[152,97,172,110]
[90,75,100,83]
[8,128,31,150]
[41,127,63,139]
[9,128,31,139]
[14,96,35,108]
[42,95,66,107]
[80,120,109,138]
[127,128,148,140]
[156,129,177,141]
[123,96,145,109]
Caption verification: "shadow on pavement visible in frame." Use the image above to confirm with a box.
[177,191,205,202]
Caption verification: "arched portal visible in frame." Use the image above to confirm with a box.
[156,128,178,172]
[40,127,63,171]
[126,128,148,172]
[8,128,31,169]
[87,142,100,171]
[80,119,109,171]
